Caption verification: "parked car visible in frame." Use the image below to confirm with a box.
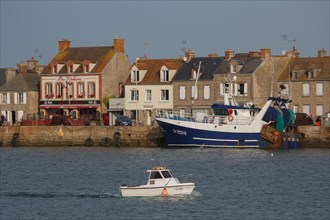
[295,113,313,126]
[115,115,132,126]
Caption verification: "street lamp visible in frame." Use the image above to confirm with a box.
[135,57,140,125]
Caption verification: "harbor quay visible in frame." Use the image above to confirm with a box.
[0,125,329,148]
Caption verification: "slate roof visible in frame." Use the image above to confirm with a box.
[173,57,224,81]
[125,59,184,85]
[0,73,39,92]
[42,46,116,74]
[214,54,263,74]
[277,56,330,81]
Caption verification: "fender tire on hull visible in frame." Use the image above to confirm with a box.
[85,138,94,147]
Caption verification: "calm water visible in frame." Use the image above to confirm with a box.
[0,147,329,220]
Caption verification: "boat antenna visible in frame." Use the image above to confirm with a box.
[190,61,202,115]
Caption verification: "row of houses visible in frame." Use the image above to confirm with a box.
[1,38,329,126]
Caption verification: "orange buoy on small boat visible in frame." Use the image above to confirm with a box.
[161,188,168,197]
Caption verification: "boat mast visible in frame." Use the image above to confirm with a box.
[190,61,202,115]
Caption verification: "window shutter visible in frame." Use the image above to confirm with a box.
[204,86,210,99]
[18,111,24,121]
[234,83,238,96]
[244,83,248,96]
[7,93,10,104]
[23,93,27,104]
[160,71,164,82]
[14,93,17,104]
[131,71,134,81]
[179,86,186,99]
[220,83,224,96]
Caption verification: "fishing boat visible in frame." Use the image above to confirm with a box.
[155,87,302,148]
[120,166,195,197]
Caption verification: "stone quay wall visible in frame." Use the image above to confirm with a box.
[0,126,164,147]
[0,125,329,148]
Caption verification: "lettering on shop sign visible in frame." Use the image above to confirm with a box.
[172,129,187,136]
[58,76,82,81]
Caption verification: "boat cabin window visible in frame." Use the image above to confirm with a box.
[161,171,172,178]
[150,171,163,179]
[214,109,229,116]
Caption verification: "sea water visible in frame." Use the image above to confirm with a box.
[0,147,329,220]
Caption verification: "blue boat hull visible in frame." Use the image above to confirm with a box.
[156,119,262,148]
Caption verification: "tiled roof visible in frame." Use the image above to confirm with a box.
[0,73,39,92]
[277,56,330,81]
[42,46,116,74]
[125,59,184,85]
[214,54,263,74]
[173,57,224,81]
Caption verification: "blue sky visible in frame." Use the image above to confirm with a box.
[1,0,329,68]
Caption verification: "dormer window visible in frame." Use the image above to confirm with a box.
[230,64,237,73]
[82,60,90,73]
[66,61,74,73]
[308,69,314,79]
[131,70,140,82]
[160,70,169,82]
[51,65,57,74]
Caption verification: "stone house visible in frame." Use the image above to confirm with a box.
[172,50,224,116]
[0,57,44,125]
[277,48,330,122]
[39,38,131,120]
[124,58,184,125]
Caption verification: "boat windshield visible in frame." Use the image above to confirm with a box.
[161,171,172,178]
[214,109,229,116]
[149,171,163,179]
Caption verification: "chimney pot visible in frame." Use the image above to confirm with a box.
[185,49,195,61]
[318,48,327,58]
[260,48,271,61]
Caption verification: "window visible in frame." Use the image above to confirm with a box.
[204,86,210,99]
[146,90,152,101]
[316,83,323,96]
[84,64,89,73]
[180,109,186,118]
[293,105,299,113]
[179,86,186,100]
[303,105,310,115]
[191,86,197,99]
[130,89,139,101]
[303,83,310,96]
[88,82,95,98]
[160,70,169,82]
[15,92,26,104]
[56,83,63,98]
[150,171,163,179]
[161,89,169,101]
[45,83,53,98]
[308,70,314,79]
[77,82,85,98]
[67,65,73,73]
[316,105,323,116]
[1,93,9,104]
[236,83,247,96]
[67,83,73,98]
[131,70,139,82]
[291,71,298,80]
[161,171,172,178]
[219,83,224,96]
[230,64,237,73]
[51,65,57,74]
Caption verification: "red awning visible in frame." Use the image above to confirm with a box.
[40,104,99,109]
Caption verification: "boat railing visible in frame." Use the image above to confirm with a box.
[182,174,194,183]
[156,110,254,125]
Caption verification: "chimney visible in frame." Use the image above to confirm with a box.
[17,60,27,73]
[225,50,235,61]
[248,51,259,58]
[114,38,125,53]
[185,49,195,61]
[208,53,219,57]
[260,48,271,61]
[318,48,327,58]
[27,56,38,71]
[58,39,71,52]
[286,47,300,58]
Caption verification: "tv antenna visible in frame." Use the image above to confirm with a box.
[144,41,148,58]
[289,38,297,48]
[180,39,187,56]
[281,33,287,52]
[33,49,42,61]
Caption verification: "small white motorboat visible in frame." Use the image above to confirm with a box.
[120,166,195,197]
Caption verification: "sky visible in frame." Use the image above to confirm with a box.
[0,0,329,68]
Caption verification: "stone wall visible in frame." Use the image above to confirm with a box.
[297,126,330,147]
[0,126,163,147]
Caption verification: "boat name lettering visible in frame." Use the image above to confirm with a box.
[172,129,187,136]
